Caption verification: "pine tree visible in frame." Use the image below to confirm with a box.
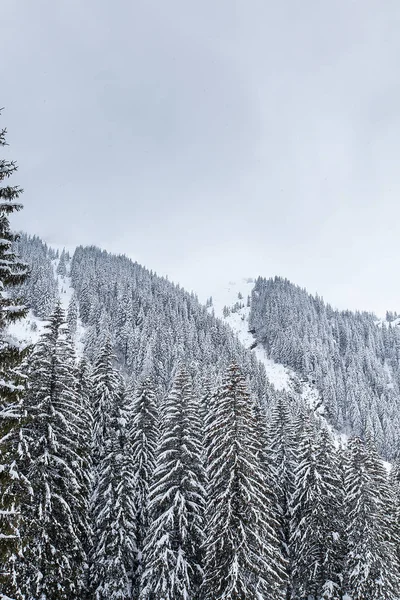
[318,429,345,600]
[390,453,400,567]
[90,339,121,468]
[11,233,58,319]
[67,293,79,338]
[129,378,159,596]
[17,303,87,600]
[267,392,297,598]
[343,437,400,600]
[90,376,136,600]
[75,356,94,594]
[290,421,343,600]
[203,363,286,600]
[57,248,67,277]
[140,368,205,600]
[0,114,29,598]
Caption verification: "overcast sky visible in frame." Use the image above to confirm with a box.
[2,0,400,315]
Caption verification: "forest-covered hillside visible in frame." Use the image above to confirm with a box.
[249,276,400,458]
[2,230,400,600]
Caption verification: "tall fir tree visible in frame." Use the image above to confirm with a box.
[129,377,159,596]
[67,293,79,339]
[267,392,297,599]
[75,356,94,596]
[0,114,29,599]
[140,368,205,600]
[17,303,87,600]
[90,374,136,600]
[290,420,343,600]
[343,436,400,600]
[390,453,400,569]
[90,339,121,470]
[203,363,286,600]
[56,248,67,277]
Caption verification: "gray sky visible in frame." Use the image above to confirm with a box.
[2,0,400,315]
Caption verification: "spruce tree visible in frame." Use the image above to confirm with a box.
[203,363,286,600]
[0,114,29,598]
[67,293,79,338]
[129,377,159,595]
[267,392,297,598]
[17,303,87,600]
[90,339,122,469]
[390,453,400,568]
[290,422,344,600]
[56,248,67,277]
[75,356,94,593]
[140,368,205,600]
[344,437,400,600]
[90,376,135,600]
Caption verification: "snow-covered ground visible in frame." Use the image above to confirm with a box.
[208,278,323,412]
[7,310,46,348]
[209,278,293,391]
[53,256,85,356]
[209,278,395,465]
[376,316,400,328]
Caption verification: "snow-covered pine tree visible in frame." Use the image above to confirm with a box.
[0,115,29,598]
[17,303,87,600]
[366,436,399,546]
[315,428,345,599]
[248,276,400,459]
[57,248,67,277]
[253,392,289,596]
[203,363,286,600]
[11,233,58,318]
[90,375,136,600]
[290,420,343,600]
[140,368,205,600]
[343,436,400,600]
[67,293,79,338]
[129,377,159,596]
[198,377,213,426]
[75,356,94,594]
[390,453,400,568]
[267,392,297,598]
[90,339,121,469]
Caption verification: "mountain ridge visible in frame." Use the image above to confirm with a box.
[11,233,398,459]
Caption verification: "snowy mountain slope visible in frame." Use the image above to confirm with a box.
[208,277,322,409]
[54,255,86,356]
[208,278,290,390]
[7,256,323,415]
[7,235,399,460]
[7,253,86,355]
[209,278,373,456]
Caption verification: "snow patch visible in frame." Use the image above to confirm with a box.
[208,278,293,391]
[208,278,324,405]
[7,251,86,357]
[52,254,85,356]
